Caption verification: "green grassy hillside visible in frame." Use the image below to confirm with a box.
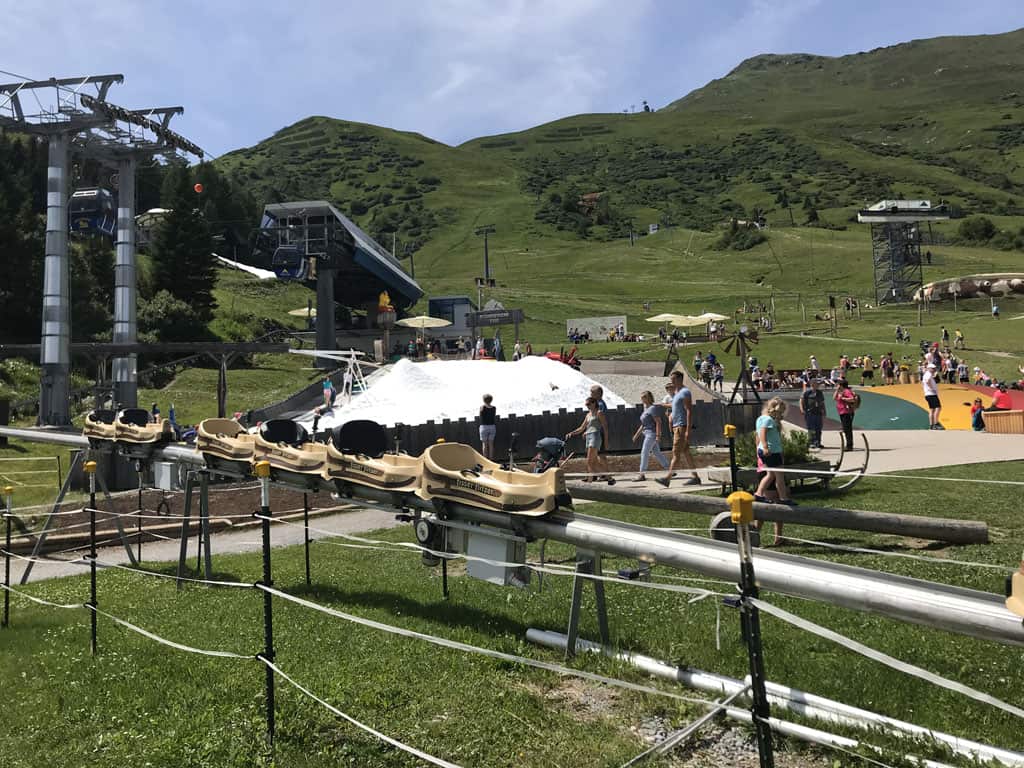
[217,28,1024,271]
[209,28,1024,379]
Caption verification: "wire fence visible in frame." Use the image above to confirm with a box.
[0,454,62,491]
[2,471,1023,768]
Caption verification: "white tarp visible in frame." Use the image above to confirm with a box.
[298,356,626,430]
[216,255,277,280]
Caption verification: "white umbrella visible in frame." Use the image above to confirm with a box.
[394,315,452,330]
[395,315,452,355]
[288,307,316,317]
[646,313,686,323]
[669,315,710,328]
[696,312,730,322]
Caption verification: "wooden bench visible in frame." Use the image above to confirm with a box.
[983,410,1024,434]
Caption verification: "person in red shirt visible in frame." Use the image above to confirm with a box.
[833,379,859,450]
[987,383,1014,412]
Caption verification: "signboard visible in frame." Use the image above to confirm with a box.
[566,315,627,338]
[467,308,525,327]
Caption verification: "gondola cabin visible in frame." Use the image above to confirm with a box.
[270,243,310,280]
[69,188,116,238]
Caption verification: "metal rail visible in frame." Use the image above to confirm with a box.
[2,425,1021,646]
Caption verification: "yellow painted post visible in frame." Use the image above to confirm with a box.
[724,425,739,492]
[1008,549,1024,619]
[728,487,774,767]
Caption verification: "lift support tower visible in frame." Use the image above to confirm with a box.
[0,75,202,424]
[858,200,949,305]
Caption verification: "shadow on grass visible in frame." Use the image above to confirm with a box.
[781,535,950,556]
[150,563,251,585]
[289,581,534,639]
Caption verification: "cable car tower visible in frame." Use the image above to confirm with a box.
[0,74,202,425]
[857,200,949,305]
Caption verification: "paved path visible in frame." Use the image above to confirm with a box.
[14,506,401,585]
[801,428,1024,473]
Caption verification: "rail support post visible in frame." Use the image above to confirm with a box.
[2,485,13,628]
[85,460,98,656]
[565,548,610,658]
[724,424,738,493]
[198,470,212,581]
[175,470,195,589]
[729,490,774,768]
[255,460,276,749]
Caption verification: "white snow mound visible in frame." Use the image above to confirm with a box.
[302,357,628,430]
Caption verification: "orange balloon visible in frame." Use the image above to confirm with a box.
[193,183,204,194]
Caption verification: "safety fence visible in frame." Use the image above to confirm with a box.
[386,400,739,458]
[2,462,1023,768]
[0,454,63,491]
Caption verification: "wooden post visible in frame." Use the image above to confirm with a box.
[566,482,988,544]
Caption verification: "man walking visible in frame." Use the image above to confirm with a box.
[800,377,825,449]
[657,370,701,488]
[922,361,943,430]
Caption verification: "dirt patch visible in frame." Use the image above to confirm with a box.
[521,678,621,721]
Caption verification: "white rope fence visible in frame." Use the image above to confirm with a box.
[751,598,1024,721]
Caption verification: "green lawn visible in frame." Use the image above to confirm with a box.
[2,460,1022,767]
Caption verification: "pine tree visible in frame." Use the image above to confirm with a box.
[151,164,217,323]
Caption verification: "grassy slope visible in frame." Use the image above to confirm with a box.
[1,461,1022,767]
[210,29,1024,370]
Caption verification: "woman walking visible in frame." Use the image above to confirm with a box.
[566,397,615,484]
[632,390,669,481]
[754,397,796,542]
[834,378,858,450]
[478,394,497,459]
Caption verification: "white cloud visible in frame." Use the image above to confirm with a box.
[3,0,1024,155]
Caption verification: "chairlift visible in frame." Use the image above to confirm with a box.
[68,187,116,238]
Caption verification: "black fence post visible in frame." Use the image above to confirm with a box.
[2,485,12,628]
[303,492,311,587]
[729,490,774,768]
[135,460,143,563]
[85,460,98,656]
[725,424,738,493]
[255,460,276,749]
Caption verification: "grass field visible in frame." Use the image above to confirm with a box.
[2,460,1022,767]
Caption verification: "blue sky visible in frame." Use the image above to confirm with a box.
[3,1,1023,158]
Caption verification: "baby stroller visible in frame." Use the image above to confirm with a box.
[532,437,572,473]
